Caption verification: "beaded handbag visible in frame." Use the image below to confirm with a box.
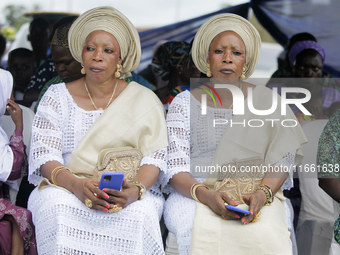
[93,147,143,182]
[213,157,265,204]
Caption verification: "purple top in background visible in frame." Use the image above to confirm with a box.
[8,129,26,181]
[268,83,340,114]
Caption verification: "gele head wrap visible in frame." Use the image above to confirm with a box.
[191,13,261,79]
[51,22,72,49]
[152,41,191,81]
[289,40,325,67]
[68,6,141,78]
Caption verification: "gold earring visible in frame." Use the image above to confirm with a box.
[115,64,122,78]
[206,63,212,77]
[240,67,246,80]
[81,63,86,75]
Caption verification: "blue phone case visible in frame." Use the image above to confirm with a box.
[225,205,250,215]
[99,172,124,191]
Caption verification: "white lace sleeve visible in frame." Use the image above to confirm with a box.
[162,92,190,193]
[271,149,296,190]
[28,85,64,186]
[140,146,167,189]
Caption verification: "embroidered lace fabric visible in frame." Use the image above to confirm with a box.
[163,91,296,255]
[28,83,166,254]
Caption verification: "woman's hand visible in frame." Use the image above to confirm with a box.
[100,178,140,210]
[241,190,267,224]
[197,187,241,220]
[6,99,23,132]
[71,177,112,212]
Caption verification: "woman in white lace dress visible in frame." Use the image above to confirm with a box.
[163,14,307,255]
[28,7,167,254]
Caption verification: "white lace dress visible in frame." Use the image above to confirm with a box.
[163,91,296,255]
[28,83,167,255]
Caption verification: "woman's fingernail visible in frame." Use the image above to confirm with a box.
[233,202,238,205]
[105,203,110,208]
[103,188,107,192]
[104,208,108,212]
[104,194,109,199]
[242,218,248,224]
[251,211,254,215]
[235,215,240,219]
[96,194,100,198]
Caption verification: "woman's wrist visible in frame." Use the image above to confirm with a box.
[255,189,268,207]
[130,185,140,201]
[55,170,77,193]
[195,185,211,205]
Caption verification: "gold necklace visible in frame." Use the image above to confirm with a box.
[84,79,118,110]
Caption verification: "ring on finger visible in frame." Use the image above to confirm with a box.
[108,204,122,213]
[85,198,93,209]
[252,211,261,223]
[221,215,227,220]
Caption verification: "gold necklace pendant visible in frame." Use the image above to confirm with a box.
[84,79,119,110]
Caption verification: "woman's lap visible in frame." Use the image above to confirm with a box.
[190,192,291,255]
[28,186,165,255]
[164,191,291,255]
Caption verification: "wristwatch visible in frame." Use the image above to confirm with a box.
[131,181,146,200]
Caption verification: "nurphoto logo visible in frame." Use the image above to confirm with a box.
[199,83,312,128]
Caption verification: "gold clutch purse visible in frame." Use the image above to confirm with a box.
[93,147,143,182]
[213,157,265,204]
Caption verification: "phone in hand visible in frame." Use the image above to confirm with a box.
[225,204,250,215]
[99,172,124,191]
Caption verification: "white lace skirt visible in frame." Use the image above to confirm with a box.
[28,186,165,255]
[163,191,196,255]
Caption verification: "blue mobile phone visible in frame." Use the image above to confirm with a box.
[225,205,250,215]
[99,172,124,191]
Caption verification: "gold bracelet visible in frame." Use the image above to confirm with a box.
[131,181,146,200]
[190,183,209,203]
[51,166,72,186]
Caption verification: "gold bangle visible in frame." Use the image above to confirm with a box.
[252,211,261,223]
[131,181,146,200]
[190,183,209,203]
[51,166,72,186]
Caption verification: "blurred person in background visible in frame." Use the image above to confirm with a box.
[138,39,169,90]
[267,32,317,85]
[268,40,340,122]
[0,33,6,69]
[34,19,84,112]
[27,17,50,68]
[267,32,340,90]
[7,48,35,103]
[152,41,200,110]
[24,16,78,108]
